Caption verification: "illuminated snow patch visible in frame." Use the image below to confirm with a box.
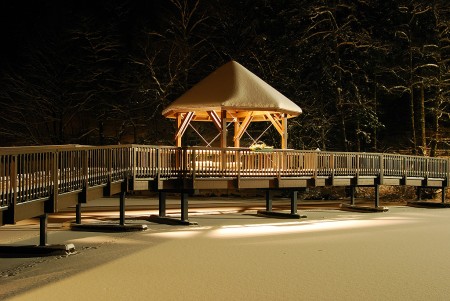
[208,219,411,238]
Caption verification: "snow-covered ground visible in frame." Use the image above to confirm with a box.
[1,198,450,300]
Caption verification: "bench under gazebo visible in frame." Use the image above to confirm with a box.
[162,60,302,149]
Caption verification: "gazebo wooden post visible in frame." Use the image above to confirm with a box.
[221,110,227,148]
[281,114,288,149]
[176,113,182,147]
[175,113,182,172]
[234,120,240,148]
[220,110,227,170]
[280,114,288,171]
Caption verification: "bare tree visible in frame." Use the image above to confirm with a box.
[0,32,96,145]
[300,0,386,151]
[129,0,216,144]
[429,0,450,156]
[381,2,441,155]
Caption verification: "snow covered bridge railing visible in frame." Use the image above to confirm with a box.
[1,144,449,228]
[131,146,449,187]
[0,145,131,227]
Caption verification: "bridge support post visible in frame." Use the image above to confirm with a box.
[257,190,305,219]
[39,214,48,247]
[340,184,388,212]
[149,191,197,225]
[75,203,82,224]
[442,187,446,203]
[417,187,422,201]
[290,190,298,214]
[374,184,380,208]
[266,190,273,212]
[119,190,126,226]
[181,192,189,222]
[159,191,167,217]
[0,212,76,256]
[70,181,147,232]
[350,186,355,206]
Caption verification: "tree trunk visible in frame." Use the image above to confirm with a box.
[409,87,416,154]
[373,82,378,151]
[98,121,105,145]
[419,83,426,155]
[321,127,326,151]
[409,24,416,155]
[356,120,361,152]
[331,0,348,152]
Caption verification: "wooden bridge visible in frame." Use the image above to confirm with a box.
[1,144,449,246]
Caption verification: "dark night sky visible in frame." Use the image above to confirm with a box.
[0,0,162,65]
[0,1,71,56]
[0,0,448,150]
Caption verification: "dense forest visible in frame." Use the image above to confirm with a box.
[0,0,449,156]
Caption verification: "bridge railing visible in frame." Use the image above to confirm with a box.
[1,149,55,208]
[1,144,449,225]
[132,145,183,179]
[0,145,131,213]
[151,147,448,181]
[382,154,448,179]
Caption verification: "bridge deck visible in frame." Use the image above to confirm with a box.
[1,144,448,227]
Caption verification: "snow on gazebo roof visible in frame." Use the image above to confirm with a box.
[162,60,302,122]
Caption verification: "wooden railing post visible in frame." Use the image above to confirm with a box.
[6,155,18,224]
[379,154,384,184]
[221,147,226,175]
[277,151,282,179]
[107,148,112,185]
[192,149,196,181]
[447,158,450,187]
[183,147,189,178]
[50,150,59,213]
[313,152,318,182]
[156,147,161,183]
[330,153,335,182]
[403,156,407,181]
[237,150,241,186]
[80,149,89,203]
[355,154,360,184]
[132,146,137,181]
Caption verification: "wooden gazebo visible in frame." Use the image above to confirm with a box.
[162,61,302,149]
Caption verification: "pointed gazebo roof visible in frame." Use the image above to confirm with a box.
[162,61,302,149]
[162,61,302,121]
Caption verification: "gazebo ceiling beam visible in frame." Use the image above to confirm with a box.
[207,110,222,131]
[175,112,195,140]
[234,112,254,141]
[265,113,283,135]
